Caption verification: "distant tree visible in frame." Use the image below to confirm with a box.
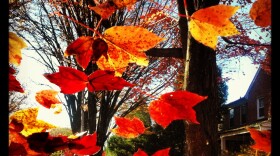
[9,91,28,114]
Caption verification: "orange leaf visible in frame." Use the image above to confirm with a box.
[97,26,164,76]
[69,132,101,155]
[9,107,57,137]
[189,5,240,49]
[35,90,61,109]
[149,91,207,128]
[64,36,94,70]
[248,128,271,153]
[113,0,137,8]
[133,148,148,156]
[249,0,271,27]
[111,116,146,138]
[44,66,88,94]
[87,70,134,91]
[9,32,27,66]
[89,2,117,19]
[9,66,24,93]
[152,148,170,156]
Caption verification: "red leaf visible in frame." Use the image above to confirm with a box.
[248,128,271,153]
[9,119,24,132]
[35,90,61,108]
[133,148,148,156]
[44,66,88,94]
[152,148,170,156]
[91,38,109,62]
[69,132,101,155]
[149,91,207,128]
[9,142,27,155]
[9,66,24,93]
[87,70,134,92]
[64,36,94,70]
[89,2,117,19]
[111,116,145,138]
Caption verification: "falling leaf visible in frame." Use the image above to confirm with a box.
[35,90,61,109]
[133,148,148,156]
[9,142,28,155]
[113,0,137,8]
[248,128,271,153]
[27,132,69,154]
[189,5,240,49]
[91,38,109,62]
[89,2,117,19]
[97,26,164,76]
[149,91,207,128]
[9,66,24,93]
[133,148,170,156]
[45,67,134,94]
[152,148,170,156]
[87,70,134,91]
[249,0,271,27]
[68,131,88,139]
[44,66,88,94]
[50,104,63,114]
[9,130,43,156]
[9,108,57,137]
[64,36,94,70]
[69,132,101,155]
[9,119,24,132]
[111,116,146,138]
[9,32,27,66]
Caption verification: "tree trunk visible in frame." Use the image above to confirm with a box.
[65,94,82,133]
[177,0,220,155]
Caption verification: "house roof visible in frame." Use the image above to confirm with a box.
[226,97,247,108]
[225,66,262,107]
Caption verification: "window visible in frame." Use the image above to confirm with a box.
[229,109,234,127]
[257,98,265,119]
[240,104,247,125]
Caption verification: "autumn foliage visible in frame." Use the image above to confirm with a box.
[247,128,271,153]
[9,0,271,154]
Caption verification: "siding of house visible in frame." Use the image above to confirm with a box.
[219,67,271,153]
[246,69,271,123]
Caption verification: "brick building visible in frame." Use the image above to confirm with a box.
[219,67,271,153]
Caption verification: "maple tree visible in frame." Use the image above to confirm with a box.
[9,0,271,155]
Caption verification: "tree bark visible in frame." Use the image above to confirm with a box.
[177,0,220,155]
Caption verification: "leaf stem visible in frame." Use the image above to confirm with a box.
[183,0,191,90]
[93,18,103,38]
[183,0,190,20]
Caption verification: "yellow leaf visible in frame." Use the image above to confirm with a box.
[97,26,164,76]
[113,0,137,8]
[50,104,63,114]
[9,108,56,137]
[9,32,27,66]
[249,0,271,27]
[189,5,240,49]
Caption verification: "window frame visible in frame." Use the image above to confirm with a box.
[229,108,234,128]
[257,97,265,119]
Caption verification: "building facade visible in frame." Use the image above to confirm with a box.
[219,67,271,153]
